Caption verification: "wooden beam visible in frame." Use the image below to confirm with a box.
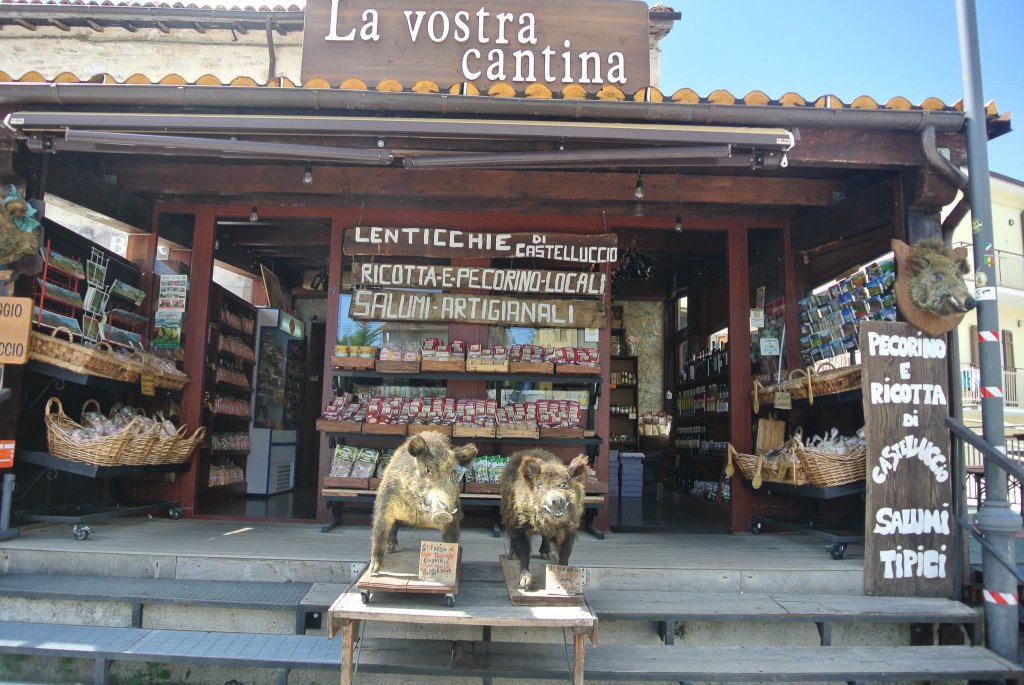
[790,128,966,169]
[790,179,895,252]
[111,163,841,208]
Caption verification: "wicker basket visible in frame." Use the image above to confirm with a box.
[45,397,136,467]
[91,341,141,383]
[725,440,809,489]
[753,368,812,412]
[130,350,191,391]
[147,425,205,465]
[30,327,95,376]
[795,439,867,488]
[88,401,158,466]
[810,363,862,398]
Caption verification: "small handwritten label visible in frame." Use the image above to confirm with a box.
[418,541,458,583]
[773,391,792,409]
[545,564,585,595]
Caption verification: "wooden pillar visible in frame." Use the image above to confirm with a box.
[176,208,216,517]
[317,219,344,523]
[783,222,802,371]
[593,259,612,532]
[727,222,753,532]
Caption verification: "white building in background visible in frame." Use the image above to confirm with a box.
[947,172,1024,512]
[949,172,1024,437]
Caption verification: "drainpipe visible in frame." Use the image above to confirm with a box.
[956,0,1020,663]
[265,18,276,87]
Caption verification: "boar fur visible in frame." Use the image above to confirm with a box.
[904,238,976,316]
[369,431,477,574]
[500,448,588,589]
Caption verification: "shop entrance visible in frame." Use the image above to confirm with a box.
[606,228,732,532]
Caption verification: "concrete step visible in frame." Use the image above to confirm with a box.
[0,573,348,635]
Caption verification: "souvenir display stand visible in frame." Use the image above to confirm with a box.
[14,224,196,538]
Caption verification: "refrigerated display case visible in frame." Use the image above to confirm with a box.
[247,308,305,495]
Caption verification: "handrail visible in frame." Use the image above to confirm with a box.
[958,516,1024,585]
[946,417,1024,483]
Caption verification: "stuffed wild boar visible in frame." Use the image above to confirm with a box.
[0,195,39,268]
[369,432,477,574]
[902,238,976,316]
[500,448,588,589]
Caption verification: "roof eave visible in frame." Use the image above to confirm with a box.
[0,83,970,134]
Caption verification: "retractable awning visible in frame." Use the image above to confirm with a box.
[4,110,797,170]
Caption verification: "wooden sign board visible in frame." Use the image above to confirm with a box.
[0,297,32,365]
[772,391,792,410]
[860,321,954,597]
[349,289,605,328]
[354,262,606,298]
[344,228,618,264]
[545,564,585,596]
[301,0,651,93]
[418,540,459,583]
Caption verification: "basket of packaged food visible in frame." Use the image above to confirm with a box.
[809,362,863,399]
[130,350,191,391]
[724,418,807,489]
[44,397,137,467]
[30,327,103,378]
[791,428,867,488]
[90,341,141,384]
[726,439,809,489]
[752,368,813,412]
[147,424,205,465]
[82,402,160,466]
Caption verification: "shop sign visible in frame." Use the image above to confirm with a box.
[0,297,31,365]
[860,321,954,597]
[344,228,618,264]
[354,262,606,297]
[349,289,605,328]
[301,0,650,92]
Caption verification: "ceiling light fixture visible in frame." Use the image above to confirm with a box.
[302,162,313,185]
[633,171,645,201]
[675,215,683,233]
[249,206,259,223]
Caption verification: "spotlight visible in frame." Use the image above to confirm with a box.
[249,206,259,222]
[675,215,683,233]
[633,172,644,201]
[303,162,313,185]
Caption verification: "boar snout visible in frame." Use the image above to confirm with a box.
[542,492,570,518]
[964,295,977,311]
[424,491,458,524]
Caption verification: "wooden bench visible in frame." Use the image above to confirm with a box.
[0,573,325,635]
[2,621,1019,685]
[321,487,607,538]
[585,589,983,645]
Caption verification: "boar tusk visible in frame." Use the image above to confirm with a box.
[449,508,458,515]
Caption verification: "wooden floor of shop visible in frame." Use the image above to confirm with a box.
[0,516,865,584]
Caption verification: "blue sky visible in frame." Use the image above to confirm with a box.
[656,0,1024,181]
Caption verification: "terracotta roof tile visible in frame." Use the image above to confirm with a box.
[4,0,305,11]
[0,70,986,114]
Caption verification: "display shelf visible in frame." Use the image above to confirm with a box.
[26,359,136,393]
[675,412,729,422]
[758,388,862,409]
[676,371,729,391]
[325,430,601,447]
[331,368,601,384]
[15,449,190,478]
[202,284,257,505]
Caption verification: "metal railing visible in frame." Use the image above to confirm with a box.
[954,243,1024,291]
[960,363,1021,408]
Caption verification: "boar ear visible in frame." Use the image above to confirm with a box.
[519,455,541,484]
[407,435,428,458]
[567,455,589,483]
[952,246,971,275]
[453,443,478,465]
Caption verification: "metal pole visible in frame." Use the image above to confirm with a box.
[955,0,1020,662]
[0,473,18,541]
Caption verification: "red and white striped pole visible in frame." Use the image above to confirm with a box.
[957,0,1021,663]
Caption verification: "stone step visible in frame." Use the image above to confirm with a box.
[0,573,348,635]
